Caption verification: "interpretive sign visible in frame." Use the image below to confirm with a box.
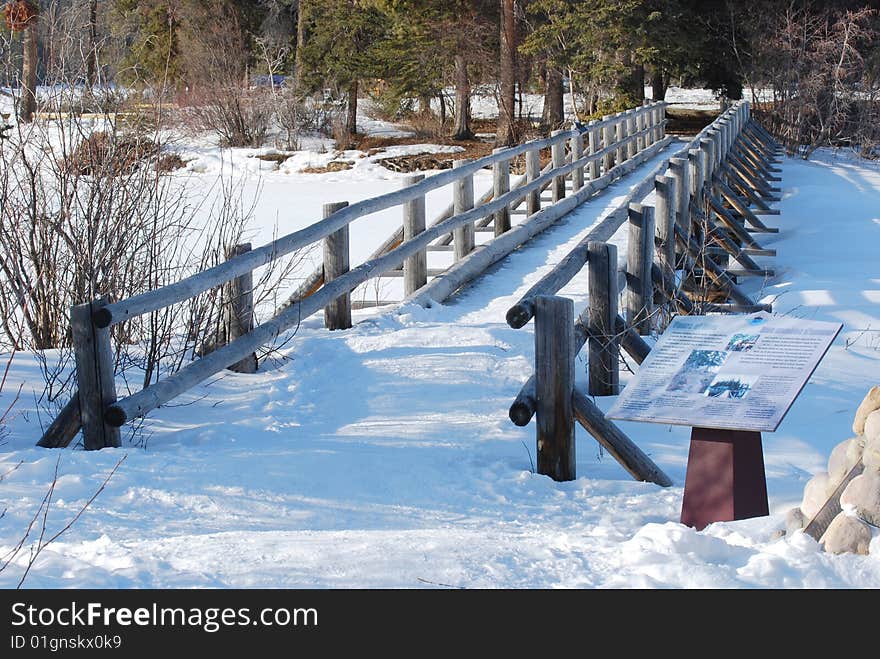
[607,312,842,432]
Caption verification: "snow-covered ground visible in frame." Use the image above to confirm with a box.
[2,96,880,588]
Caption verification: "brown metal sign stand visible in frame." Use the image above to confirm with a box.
[680,427,769,530]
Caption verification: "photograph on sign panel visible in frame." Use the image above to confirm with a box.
[666,350,728,395]
[726,333,760,352]
[705,373,758,399]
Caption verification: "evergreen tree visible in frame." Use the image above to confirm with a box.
[297,0,386,134]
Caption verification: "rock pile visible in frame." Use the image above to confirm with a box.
[787,386,880,554]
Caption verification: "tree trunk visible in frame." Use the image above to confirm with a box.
[86,0,98,86]
[650,67,666,102]
[294,0,308,89]
[542,65,564,130]
[634,63,646,102]
[346,78,358,134]
[496,0,517,146]
[20,19,38,123]
[614,50,643,108]
[453,54,473,140]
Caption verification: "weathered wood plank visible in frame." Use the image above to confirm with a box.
[323,203,352,331]
[453,159,476,261]
[653,175,675,287]
[403,174,427,296]
[492,149,511,237]
[587,120,600,179]
[525,148,541,216]
[72,297,120,449]
[570,131,584,192]
[626,204,655,335]
[36,393,82,449]
[225,243,258,373]
[588,241,619,396]
[535,296,575,482]
[551,130,566,203]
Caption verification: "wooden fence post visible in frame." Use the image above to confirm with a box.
[627,110,638,158]
[654,175,675,284]
[667,157,690,267]
[453,159,475,261]
[688,148,704,208]
[525,148,541,216]
[71,297,120,449]
[492,149,511,237]
[534,295,575,482]
[587,120,600,180]
[323,201,352,330]
[602,115,615,172]
[403,174,427,296]
[588,241,620,396]
[660,103,667,140]
[551,130,566,203]
[570,131,584,192]
[700,138,715,182]
[225,243,258,373]
[626,204,656,335]
[616,112,628,164]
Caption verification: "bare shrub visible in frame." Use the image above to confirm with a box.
[331,118,355,150]
[750,6,879,158]
[404,111,447,140]
[175,1,272,148]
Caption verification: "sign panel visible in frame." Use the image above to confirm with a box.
[606,312,842,432]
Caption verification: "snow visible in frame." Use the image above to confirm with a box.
[2,108,880,588]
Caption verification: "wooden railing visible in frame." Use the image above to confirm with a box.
[49,101,671,449]
[509,101,786,485]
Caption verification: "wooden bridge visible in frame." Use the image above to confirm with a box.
[39,99,785,489]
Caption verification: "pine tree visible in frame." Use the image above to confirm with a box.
[297,0,386,134]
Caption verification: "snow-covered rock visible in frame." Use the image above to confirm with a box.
[852,386,880,436]
[828,438,863,484]
[821,513,872,555]
[864,434,880,472]
[785,507,807,534]
[840,471,880,527]
[801,472,833,520]
[865,409,880,444]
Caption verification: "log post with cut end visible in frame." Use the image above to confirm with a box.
[323,202,352,330]
[525,148,541,216]
[534,295,575,482]
[71,297,120,449]
[225,243,258,373]
[587,120,600,180]
[492,149,511,237]
[570,131,584,192]
[626,204,656,335]
[668,157,690,266]
[36,391,81,449]
[602,116,615,173]
[654,175,675,286]
[588,241,619,396]
[403,174,427,296]
[551,130,566,203]
[453,159,475,261]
